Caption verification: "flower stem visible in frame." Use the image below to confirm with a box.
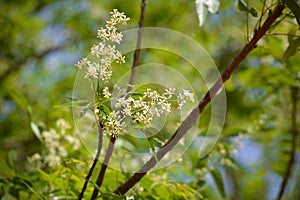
[90,1,147,199]
[78,122,103,200]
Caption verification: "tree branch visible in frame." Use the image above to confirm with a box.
[277,86,299,200]
[113,3,285,195]
[126,0,147,93]
[78,122,103,200]
[90,136,116,199]
[90,1,147,198]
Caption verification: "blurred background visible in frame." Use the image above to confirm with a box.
[0,0,299,199]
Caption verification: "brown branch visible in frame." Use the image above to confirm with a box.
[90,136,116,199]
[78,122,103,200]
[277,86,299,200]
[126,0,147,93]
[90,1,147,199]
[113,3,285,195]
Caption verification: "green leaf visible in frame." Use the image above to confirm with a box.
[237,0,257,17]
[36,168,51,181]
[20,180,42,199]
[30,122,43,143]
[54,100,91,108]
[100,192,125,200]
[249,7,258,17]
[0,159,16,178]
[237,0,248,12]
[282,37,300,61]
[285,0,300,26]
[142,132,159,162]
[8,89,31,116]
[222,127,245,137]
[211,169,226,197]
[79,103,91,118]
[97,104,111,116]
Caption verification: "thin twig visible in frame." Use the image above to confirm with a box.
[246,0,249,41]
[113,3,285,195]
[90,136,116,199]
[127,0,147,93]
[90,1,147,199]
[78,122,104,199]
[277,86,299,200]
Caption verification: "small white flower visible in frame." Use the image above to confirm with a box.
[126,196,135,200]
[183,89,195,103]
[94,108,100,114]
[103,87,112,98]
[75,57,89,69]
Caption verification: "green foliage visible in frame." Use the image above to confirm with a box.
[0,0,299,199]
[284,0,300,25]
[237,0,258,17]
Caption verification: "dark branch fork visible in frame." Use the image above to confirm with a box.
[113,4,285,195]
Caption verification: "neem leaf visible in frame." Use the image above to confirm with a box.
[141,129,159,162]
[98,104,111,116]
[148,137,158,162]
[282,37,300,61]
[79,103,92,118]
[30,122,43,143]
[249,7,258,17]
[211,169,226,197]
[54,100,91,108]
[237,0,248,12]
[285,0,300,26]
[9,89,29,111]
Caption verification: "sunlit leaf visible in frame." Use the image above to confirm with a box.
[97,104,111,116]
[30,122,43,143]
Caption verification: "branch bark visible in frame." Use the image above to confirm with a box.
[90,1,147,199]
[78,122,103,199]
[126,0,147,93]
[90,136,116,199]
[113,3,285,195]
[277,86,299,200]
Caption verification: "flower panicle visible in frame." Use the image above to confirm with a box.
[75,9,129,82]
[95,88,195,137]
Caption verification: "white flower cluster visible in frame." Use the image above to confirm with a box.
[96,88,195,137]
[28,119,81,168]
[195,167,212,180]
[75,9,130,82]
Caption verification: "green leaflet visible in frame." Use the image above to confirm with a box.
[284,0,300,26]
[237,0,258,17]
[30,122,43,143]
[211,169,226,198]
[54,99,91,108]
[282,37,300,61]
